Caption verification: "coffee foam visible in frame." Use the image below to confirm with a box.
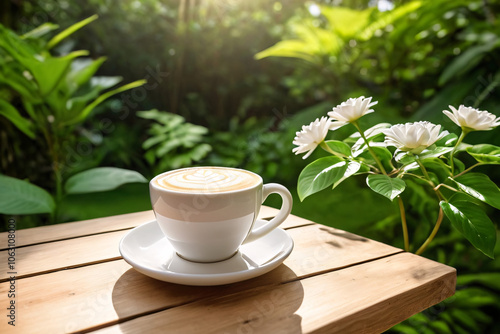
[154,167,261,193]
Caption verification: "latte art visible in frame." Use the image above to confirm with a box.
[155,167,261,193]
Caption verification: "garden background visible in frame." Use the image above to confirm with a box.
[1,0,500,332]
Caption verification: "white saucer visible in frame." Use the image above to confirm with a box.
[119,220,294,286]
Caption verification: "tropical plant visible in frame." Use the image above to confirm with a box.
[14,0,307,128]
[414,0,500,124]
[205,115,298,184]
[138,109,212,175]
[0,16,147,222]
[293,96,498,259]
[0,168,147,220]
[256,1,500,118]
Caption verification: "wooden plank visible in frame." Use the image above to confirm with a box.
[0,211,155,250]
[297,254,456,334]
[0,209,310,281]
[0,230,124,282]
[280,211,316,229]
[89,253,456,334]
[0,207,285,249]
[0,224,401,333]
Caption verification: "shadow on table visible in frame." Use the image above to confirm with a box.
[319,227,368,243]
[111,264,304,333]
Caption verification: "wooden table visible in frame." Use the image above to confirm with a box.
[0,207,456,334]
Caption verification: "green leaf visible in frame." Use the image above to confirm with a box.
[453,286,499,308]
[355,146,393,162]
[321,6,374,38]
[421,158,451,177]
[68,79,146,124]
[142,133,168,150]
[466,144,500,164]
[254,40,316,62]
[440,200,496,258]
[0,99,35,138]
[396,146,453,165]
[0,22,88,97]
[22,50,89,96]
[457,272,500,290]
[452,157,465,174]
[448,309,479,331]
[138,109,185,127]
[156,138,182,156]
[89,76,123,91]
[21,22,59,39]
[0,71,37,102]
[64,167,147,194]
[46,15,99,50]
[448,193,488,210]
[65,76,122,115]
[366,174,406,201]
[395,151,414,164]
[297,156,347,201]
[354,161,370,175]
[453,173,500,210]
[439,40,500,86]
[333,161,361,189]
[0,174,55,214]
[66,57,108,95]
[189,143,212,160]
[324,140,351,156]
[0,24,38,59]
[359,1,422,40]
[435,132,458,147]
[418,146,454,159]
[429,320,452,334]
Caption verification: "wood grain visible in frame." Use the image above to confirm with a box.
[0,211,155,250]
[0,206,284,250]
[0,209,311,282]
[0,224,402,333]
[89,253,455,334]
[0,229,125,282]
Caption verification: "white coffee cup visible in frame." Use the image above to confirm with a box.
[149,166,293,263]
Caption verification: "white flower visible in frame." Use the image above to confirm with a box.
[293,117,340,159]
[328,96,378,123]
[383,121,448,154]
[443,105,500,131]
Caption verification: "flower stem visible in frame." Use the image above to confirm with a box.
[412,156,448,255]
[415,206,444,255]
[415,157,445,201]
[450,129,469,175]
[398,196,410,252]
[415,157,432,183]
[434,183,459,193]
[452,162,484,179]
[352,121,387,175]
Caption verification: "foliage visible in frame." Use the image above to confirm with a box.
[8,0,309,128]
[205,117,281,180]
[294,98,498,259]
[138,109,211,175]
[256,1,500,120]
[0,168,146,219]
[256,3,500,329]
[0,17,147,223]
[0,174,55,215]
[64,167,147,194]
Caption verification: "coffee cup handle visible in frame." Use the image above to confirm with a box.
[243,183,293,244]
